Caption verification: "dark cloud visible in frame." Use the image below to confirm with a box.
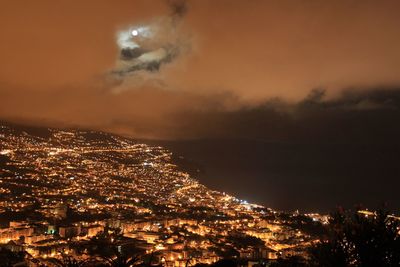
[109,0,189,86]
[150,88,399,143]
[1,84,400,144]
[167,0,188,19]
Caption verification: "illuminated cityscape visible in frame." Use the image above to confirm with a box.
[0,124,324,266]
[1,0,400,266]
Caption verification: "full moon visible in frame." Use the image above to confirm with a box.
[131,29,139,36]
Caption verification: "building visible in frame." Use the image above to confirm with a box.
[87,225,104,237]
[0,227,34,243]
[59,225,81,239]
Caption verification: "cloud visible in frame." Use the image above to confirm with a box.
[108,0,190,92]
[167,0,188,19]
[1,82,400,142]
[1,0,400,140]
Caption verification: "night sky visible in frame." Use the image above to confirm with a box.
[1,0,400,212]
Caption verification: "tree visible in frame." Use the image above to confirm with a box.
[50,256,90,267]
[0,247,25,267]
[100,250,142,267]
[309,208,400,267]
[269,256,307,267]
[86,230,150,267]
[211,259,237,267]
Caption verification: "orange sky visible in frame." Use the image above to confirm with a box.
[1,0,400,138]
